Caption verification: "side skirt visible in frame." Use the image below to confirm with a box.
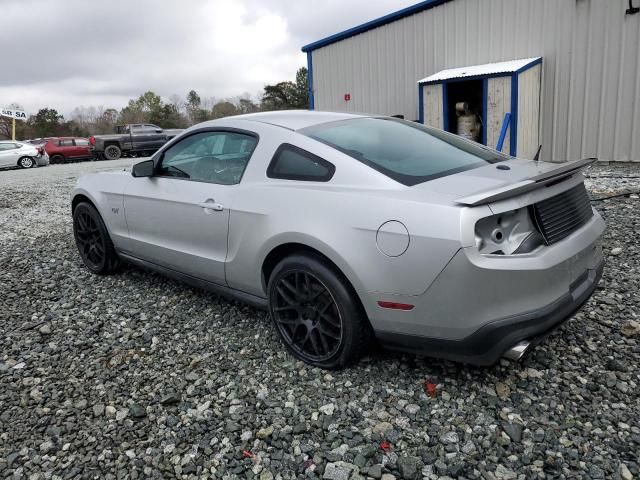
[117,252,268,309]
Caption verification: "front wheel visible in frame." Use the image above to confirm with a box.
[18,157,35,169]
[72,202,121,274]
[267,254,371,369]
[103,145,122,160]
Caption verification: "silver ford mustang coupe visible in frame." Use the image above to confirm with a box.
[71,111,604,369]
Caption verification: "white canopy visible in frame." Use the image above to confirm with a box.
[418,57,541,83]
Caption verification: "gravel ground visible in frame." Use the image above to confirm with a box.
[0,161,638,480]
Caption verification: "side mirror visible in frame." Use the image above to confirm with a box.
[132,159,154,178]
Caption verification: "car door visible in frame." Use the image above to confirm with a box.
[122,129,258,285]
[73,138,90,158]
[143,124,166,150]
[0,143,20,167]
[58,139,75,158]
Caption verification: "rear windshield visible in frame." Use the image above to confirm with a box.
[301,117,511,186]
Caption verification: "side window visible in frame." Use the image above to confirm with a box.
[74,138,89,146]
[267,144,335,181]
[0,144,16,151]
[59,139,74,147]
[157,130,258,185]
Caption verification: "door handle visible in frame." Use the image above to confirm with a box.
[199,199,224,212]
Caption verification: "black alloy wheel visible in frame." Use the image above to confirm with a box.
[72,202,120,274]
[272,270,343,362]
[103,145,122,160]
[268,253,371,369]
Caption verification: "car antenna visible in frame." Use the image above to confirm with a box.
[533,145,542,162]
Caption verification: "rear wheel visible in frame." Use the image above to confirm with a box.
[73,202,120,274]
[267,254,371,369]
[50,154,65,164]
[103,145,122,160]
[18,157,35,168]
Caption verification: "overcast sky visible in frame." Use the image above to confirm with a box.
[1,0,417,116]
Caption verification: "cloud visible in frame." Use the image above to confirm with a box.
[0,0,416,116]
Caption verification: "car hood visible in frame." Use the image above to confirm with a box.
[415,158,595,206]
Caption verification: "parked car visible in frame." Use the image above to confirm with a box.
[32,137,93,164]
[0,140,49,169]
[89,124,183,161]
[71,111,605,369]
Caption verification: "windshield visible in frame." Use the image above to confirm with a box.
[301,117,511,186]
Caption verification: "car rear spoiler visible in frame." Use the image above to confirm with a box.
[456,158,597,206]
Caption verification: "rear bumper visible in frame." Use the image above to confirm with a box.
[367,210,605,366]
[36,154,49,166]
[375,258,603,365]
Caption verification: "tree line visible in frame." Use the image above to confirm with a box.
[1,67,308,140]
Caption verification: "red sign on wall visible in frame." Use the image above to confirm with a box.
[344,93,351,101]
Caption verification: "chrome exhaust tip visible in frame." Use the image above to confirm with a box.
[502,341,531,362]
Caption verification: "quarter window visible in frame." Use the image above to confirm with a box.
[267,144,335,182]
[74,138,89,146]
[157,130,258,185]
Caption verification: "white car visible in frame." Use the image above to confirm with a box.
[0,141,49,169]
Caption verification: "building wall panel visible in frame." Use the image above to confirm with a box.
[517,64,542,159]
[486,76,511,154]
[422,84,443,128]
[309,0,640,162]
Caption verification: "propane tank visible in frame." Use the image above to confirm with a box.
[456,102,481,142]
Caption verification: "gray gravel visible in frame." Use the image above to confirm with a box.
[1,161,639,479]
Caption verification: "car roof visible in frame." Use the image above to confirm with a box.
[221,110,370,131]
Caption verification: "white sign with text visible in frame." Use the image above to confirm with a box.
[1,108,27,120]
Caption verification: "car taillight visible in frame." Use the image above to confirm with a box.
[89,136,95,145]
[37,147,44,155]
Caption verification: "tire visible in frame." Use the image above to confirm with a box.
[72,202,121,274]
[18,157,35,169]
[103,145,122,160]
[50,154,65,164]
[267,253,371,369]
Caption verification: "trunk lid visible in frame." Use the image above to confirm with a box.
[416,158,595,206]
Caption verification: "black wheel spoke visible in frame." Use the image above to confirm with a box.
[275,315,299,325]
[317,324,340,340]
[276,286,297,306]
[294,272,303,300]
[77,214,88,232]
[273,305,297,312]
[316,328,330,354]
[304,274,312,298]
[309,330,322,356]
[320,311,341,329]
[280,279,297,295]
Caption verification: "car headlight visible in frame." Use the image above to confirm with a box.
[475,208,544,255]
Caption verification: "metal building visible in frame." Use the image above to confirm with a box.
[302,0,640,162]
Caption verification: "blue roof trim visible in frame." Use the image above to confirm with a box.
[301,0,454,52]
[515,57,542,74]
[307,51,315,110]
